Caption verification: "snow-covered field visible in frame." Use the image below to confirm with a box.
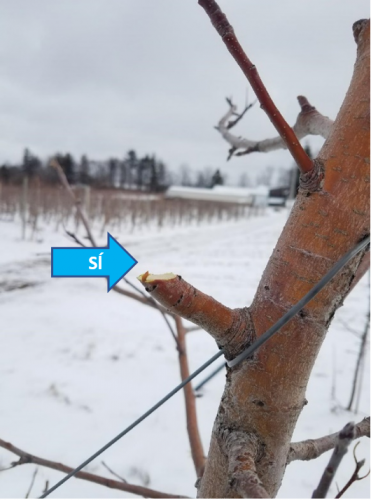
[0,209,369,499]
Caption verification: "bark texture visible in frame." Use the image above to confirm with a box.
[197,19,370,498]
[138,20,369,498]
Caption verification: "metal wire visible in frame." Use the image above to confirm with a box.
[40,235,369,498]
[194,362,226,392]
[227,235,370,367]
[39,350,224,498]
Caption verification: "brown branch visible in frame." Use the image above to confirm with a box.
[312,423,356,498]
[175,316,205,478]
[287,417,370,464]
[101,461,128,483]
[226,99,256,130]
[50,159,97,246]
[335,442,370,498]
[0,438,188,499]
[347,310,370,411]
[220,430,269,498]
[25,467,38,498]
[137,272,252,358]
[198,0,313,174]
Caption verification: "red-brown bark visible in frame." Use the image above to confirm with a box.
[198,0,313,175]
[174,316,206,478]
[139,18,370,498]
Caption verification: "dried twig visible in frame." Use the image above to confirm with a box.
[0,438,187,499]
[50,159,97,246]
[101,460,128,483]
[225,98,256,130]
[287,417,370,463]
[25,467,38,499]
[347,310,370,411]
[312,422,356,498]
[335,442,370,498]
[198,0,314,174]
[217,96,333,160]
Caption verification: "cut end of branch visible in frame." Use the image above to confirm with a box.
[353,19,369,44]
[138,272,178,284]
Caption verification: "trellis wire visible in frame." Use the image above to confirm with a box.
[40,235,369,498]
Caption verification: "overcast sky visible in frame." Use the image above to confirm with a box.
[0,0,369,184]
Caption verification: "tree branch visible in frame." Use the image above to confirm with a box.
[137,272,253,358]
[216,96,333,160]
[52,158,204,481]
[198,0,314,174]
[287,417,370,464]
[220,430,269,498]
[312,422,356,498]
[0,439,188,499]
[335,442,370,498]
[175,316,205,478]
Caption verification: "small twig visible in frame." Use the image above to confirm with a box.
[347,271,370,412]
[50,159,97,246]
[0,458,22,472]
[335,442,370,498]
[347,313,370,411]
[123,277,181,351]
[42,481,49,495]
[0,438,187,499]
[198,0,314,174]
[101,461,128,483]
[226,99,256,129]
[312,422,356,498]
[25,467,38,499]
[63,226,87,248]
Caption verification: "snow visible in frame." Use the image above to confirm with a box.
[0,209,369,499]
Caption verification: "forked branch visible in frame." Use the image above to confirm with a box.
[199,0,314,174]
[335,442,370,498]
[216,96,333,160]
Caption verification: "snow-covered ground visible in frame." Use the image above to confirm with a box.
[0,210,369,499]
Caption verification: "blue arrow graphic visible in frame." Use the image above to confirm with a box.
[51,233,138,292]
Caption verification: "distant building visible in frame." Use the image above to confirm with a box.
[165,185,269,207]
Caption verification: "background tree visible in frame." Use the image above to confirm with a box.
[79,154,90,185]
[55,153,75,184]
[22,148,41,179]
[210,168,224,187]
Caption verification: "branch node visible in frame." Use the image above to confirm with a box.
[299,158,325,193]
